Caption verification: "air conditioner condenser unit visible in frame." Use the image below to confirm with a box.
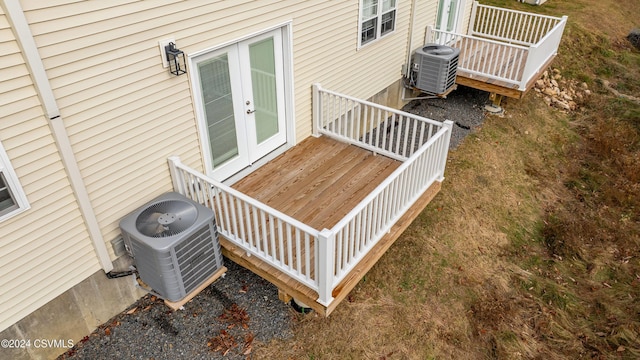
[412,44,460,95]
[119,192,223,302]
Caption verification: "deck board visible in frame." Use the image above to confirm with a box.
[233,136,400,230]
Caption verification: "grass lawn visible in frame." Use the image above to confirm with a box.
[257,0,640,358]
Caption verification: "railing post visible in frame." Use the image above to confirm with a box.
[468,1,479,36]
[312,83,322,137]
[425,25,433,43]
[317,228,335,306]
[437,121,454,182]
[168,156,184,194]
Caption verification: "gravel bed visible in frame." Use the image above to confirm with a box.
[402,85,489,149]
[58,260,294,360]
[57,85,487,360]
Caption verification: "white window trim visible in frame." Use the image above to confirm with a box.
[358,0,399,49]
[0,140,30,222]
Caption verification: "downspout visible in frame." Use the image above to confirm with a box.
[2,0,114,272]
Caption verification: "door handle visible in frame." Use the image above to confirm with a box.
[246,109,256,114]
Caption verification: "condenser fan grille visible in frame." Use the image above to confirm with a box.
[135,200,198,237]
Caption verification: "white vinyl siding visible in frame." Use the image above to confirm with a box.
[0,6,99,332]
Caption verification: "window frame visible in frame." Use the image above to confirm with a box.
[358,0,398,48]
[0,140,30,222]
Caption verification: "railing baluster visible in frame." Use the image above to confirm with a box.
[380,109,388,151]
[277,218,285,265]
[286,223,293,270]
[268,214,276,262]
[305,233,311,280]
[295,229,301,276]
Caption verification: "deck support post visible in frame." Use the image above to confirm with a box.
[485,92,505,114]
[317,228,335,307]
[490,92,503,107]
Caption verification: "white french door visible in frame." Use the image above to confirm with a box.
[192,29,287,181]
[436,0,464,33]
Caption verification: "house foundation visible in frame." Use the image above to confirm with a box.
[0,257,146,360]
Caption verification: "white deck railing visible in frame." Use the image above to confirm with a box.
[312,84,446,161]
[168,157,321,292]
[312,84,453,299]
[426,28,528,88]
[469,2,563,46]
[169,84,452,307]
[426,2,567,91]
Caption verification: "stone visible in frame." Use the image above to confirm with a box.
[536,79,545,88]
[627,29,640,50]
[543,87,556,96]
[553,99,572,111]
[581,82,589,89]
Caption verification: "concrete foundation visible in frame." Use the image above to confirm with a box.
[0,256,146,360]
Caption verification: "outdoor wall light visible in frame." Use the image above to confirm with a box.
[165,42,186,76]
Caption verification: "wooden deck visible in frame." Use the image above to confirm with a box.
[453,39,555,99]
[221,136,441,315]
[233,136,400,229]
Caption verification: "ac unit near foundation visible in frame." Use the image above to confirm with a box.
[412,44,460,95]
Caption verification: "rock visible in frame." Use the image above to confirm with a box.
[543,97,552,106]
[536,79,545,88]
[584,89,591,95]
[562,93,574,102]
[551,79,559,87]
[628,29,640,50]
[581,82,589,89]
[553,98,572,111]
[553,74,562,81]
[552,68,561,74]
[543,87,556,96]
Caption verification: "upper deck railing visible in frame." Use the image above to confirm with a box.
[426,2,567,91]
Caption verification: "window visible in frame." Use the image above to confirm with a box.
[359,0,397,47]
[0,140,29,221]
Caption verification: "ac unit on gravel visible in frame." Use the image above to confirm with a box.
[412,44,460,94]
[119,192,223,302]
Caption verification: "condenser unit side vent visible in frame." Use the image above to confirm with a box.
[412,44,460,95]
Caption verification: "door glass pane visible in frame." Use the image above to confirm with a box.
[249,37,279,144]
[198,54,239,168]
[436,0,445,30]
[447,0,458,32]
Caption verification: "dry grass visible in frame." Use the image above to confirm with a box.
[256,0,640,358]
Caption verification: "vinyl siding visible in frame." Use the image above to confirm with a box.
[0,7,99,332]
